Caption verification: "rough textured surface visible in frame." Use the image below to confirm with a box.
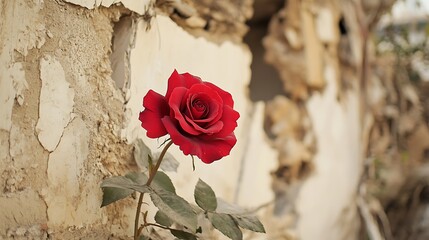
[0,0,42,131]
[261,0,363,239]
[264,0,340,100]
[64,0,151,14]
[158,0,253,43]
[0,190,47,239]
[64,0,254,44]
[0,0,133,238]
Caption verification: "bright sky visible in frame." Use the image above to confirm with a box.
[391,0,429,18]
[379,0,429,25]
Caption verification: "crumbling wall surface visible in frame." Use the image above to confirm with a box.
[0,0,274,239]
[261,0,429,239]
[0,0,133,238]
[262,0,362,239]
[156,0,253,43]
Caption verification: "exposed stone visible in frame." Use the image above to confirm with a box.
[265,95,315,185]
[161,0,253,44]
[264,0,341,100]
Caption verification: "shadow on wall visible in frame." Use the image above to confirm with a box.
[245,20,284,102]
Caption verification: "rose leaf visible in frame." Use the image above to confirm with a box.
[194,179,217,212]
[152,171,176,194]
[170,229,198,240]
[101,173,149,193]
[100,172,149,207]
[207,212,242,240]
[100,187,133,207]
[230,214,266,233]
[154,210,173,227]
[149,187,198,232]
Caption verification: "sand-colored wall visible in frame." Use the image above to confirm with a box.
[0,0,275,238]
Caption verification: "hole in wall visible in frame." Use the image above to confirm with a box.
[339,16,348,36]
[245,0,285,102]
[110,15,134,90]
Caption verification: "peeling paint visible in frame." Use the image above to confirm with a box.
[15,23,47,56]
[0,0,45,131]
[0,63,28,130]
[43,117,102,227]
[36,55,75,152]
[64,0,151,15]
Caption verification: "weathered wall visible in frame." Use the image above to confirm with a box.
[260,0,364,239]
[0,0,128,238]
[3,0,415,239]
[0,0,276,239]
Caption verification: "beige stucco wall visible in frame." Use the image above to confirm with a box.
[0,0,276,238]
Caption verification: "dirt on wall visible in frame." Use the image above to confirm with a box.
[0,0,139,238]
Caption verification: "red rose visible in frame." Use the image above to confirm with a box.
[139,70,240,164]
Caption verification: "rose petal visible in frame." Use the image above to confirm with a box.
[189,99,207,119]
[187,96,221,125]
[205,105,240,139]
[185,115,224,134]
[139,90,169,138]
[203,82,234,108]
[162,117,237,163]
[165,70,202,101]
[186,84,223,124]
[169,87,201,135]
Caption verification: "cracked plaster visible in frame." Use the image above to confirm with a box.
[36,55,75,152]
[43,117,102,228]
[64,0,151,14]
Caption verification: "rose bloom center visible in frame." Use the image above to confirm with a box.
[191,99,207,119]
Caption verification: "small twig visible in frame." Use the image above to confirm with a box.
[138,222,189,237]
[145,222,179,231]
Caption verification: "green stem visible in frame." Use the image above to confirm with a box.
[134,140,173,240]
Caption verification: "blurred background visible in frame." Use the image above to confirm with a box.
[244,0,429,239]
